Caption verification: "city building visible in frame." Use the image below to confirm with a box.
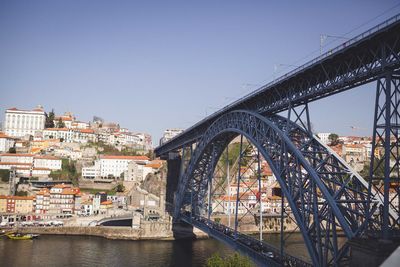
[43,128,97,143]
[34,155,62,170]
[317,133,332,144]
[342,143,367,171]
[0,154,62,177]
[4,106,46,138]
[34,188,50,215]
[82,161,101,179]
[0,132,15,153]
[159,129,184,145]
[35,184,81,216]
[0,195,35,213]
[99,155,149,179]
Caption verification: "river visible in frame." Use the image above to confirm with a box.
[0,233,310,267]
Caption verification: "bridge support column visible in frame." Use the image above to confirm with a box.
[368,72,400,237]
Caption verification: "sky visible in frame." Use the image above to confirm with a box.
[1,0,400,145]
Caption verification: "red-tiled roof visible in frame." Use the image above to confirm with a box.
[100,155,149,160]
[0,195,34,200]
[0,162,31,166]
[0,153,34,157]
[34,155,61,160]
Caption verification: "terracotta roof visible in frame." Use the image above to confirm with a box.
[34,155,61,160]
[37,188,50,196]
[14,167,50,171]
[0,162,31,166]
[0,195,34,200]
[78,129,94,134]
[0,153,34,157]
[145,163,162,169]
[45,128,69,131]
[101,200,113,205]
[0,132,13,139]
[100,155,149,161]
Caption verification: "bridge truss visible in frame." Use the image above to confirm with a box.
[156,14,400,267]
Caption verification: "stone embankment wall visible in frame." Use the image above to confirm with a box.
[19,226,142,240]
[18,220,179,240]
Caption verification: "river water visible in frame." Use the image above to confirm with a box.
[0,233,310,267]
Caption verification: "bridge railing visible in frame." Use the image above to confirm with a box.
[217,13,400,116]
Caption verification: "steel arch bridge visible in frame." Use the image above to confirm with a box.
[156,14,400,267]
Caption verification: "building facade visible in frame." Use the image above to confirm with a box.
[4,106,46,137]
[0,132,15,153]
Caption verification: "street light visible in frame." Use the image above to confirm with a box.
[320,34,350,55]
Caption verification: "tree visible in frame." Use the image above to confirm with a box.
[57,118,65,128]
[0,170,10,182]
[45,109,55,128]
[116,183,125,192]
[328,133,339,146]
[8,147,16,153]
[205,253,254,267]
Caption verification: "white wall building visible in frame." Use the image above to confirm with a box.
[317,132,332,144]
[4,106,46,137]
[34,155,62,170]
[43,128,97,143]
[160,129,183,145]
[0,154,61,174]
[99,155,149,179]
[0,132,15,153]
[82,161,101,179]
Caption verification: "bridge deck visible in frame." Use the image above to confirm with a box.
[156,14,400,156]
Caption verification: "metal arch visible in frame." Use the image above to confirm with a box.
[174,110,376,266]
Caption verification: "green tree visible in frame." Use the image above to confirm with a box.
[360,160,385,181]
[116,183,125,192]
[328,133,339,145]
[8,147,16,153]
[0,170,10,182]
[45,109,55,128]
[50,159,78,185]
[205,253,254,267]
[57,118,66,128]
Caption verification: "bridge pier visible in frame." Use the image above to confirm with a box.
[349,237,400,267]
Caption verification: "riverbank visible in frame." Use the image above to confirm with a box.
[9,224,209,241]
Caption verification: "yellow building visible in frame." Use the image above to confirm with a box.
[14,196,35,213]
[0,195,34,213]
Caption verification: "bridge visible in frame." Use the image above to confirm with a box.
[156,14,400,266]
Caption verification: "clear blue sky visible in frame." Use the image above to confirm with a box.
[1,0,399,145]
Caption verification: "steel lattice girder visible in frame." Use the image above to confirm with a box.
[155,16,400,157]
[174,110,391,266]
[369,73,400,237]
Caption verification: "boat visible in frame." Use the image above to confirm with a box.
[6,233,39,240]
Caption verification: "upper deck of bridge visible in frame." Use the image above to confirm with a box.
[156,14,400,157]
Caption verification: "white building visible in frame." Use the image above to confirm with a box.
[82,161,101,179]
[317,133,332,144]
[4,106,46,137]
[34,155,62,170]
[0,154,61,175]
[160,129,183,145]
[99,155,149,179]
[0,132,15,153]
[43,128,97,143]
